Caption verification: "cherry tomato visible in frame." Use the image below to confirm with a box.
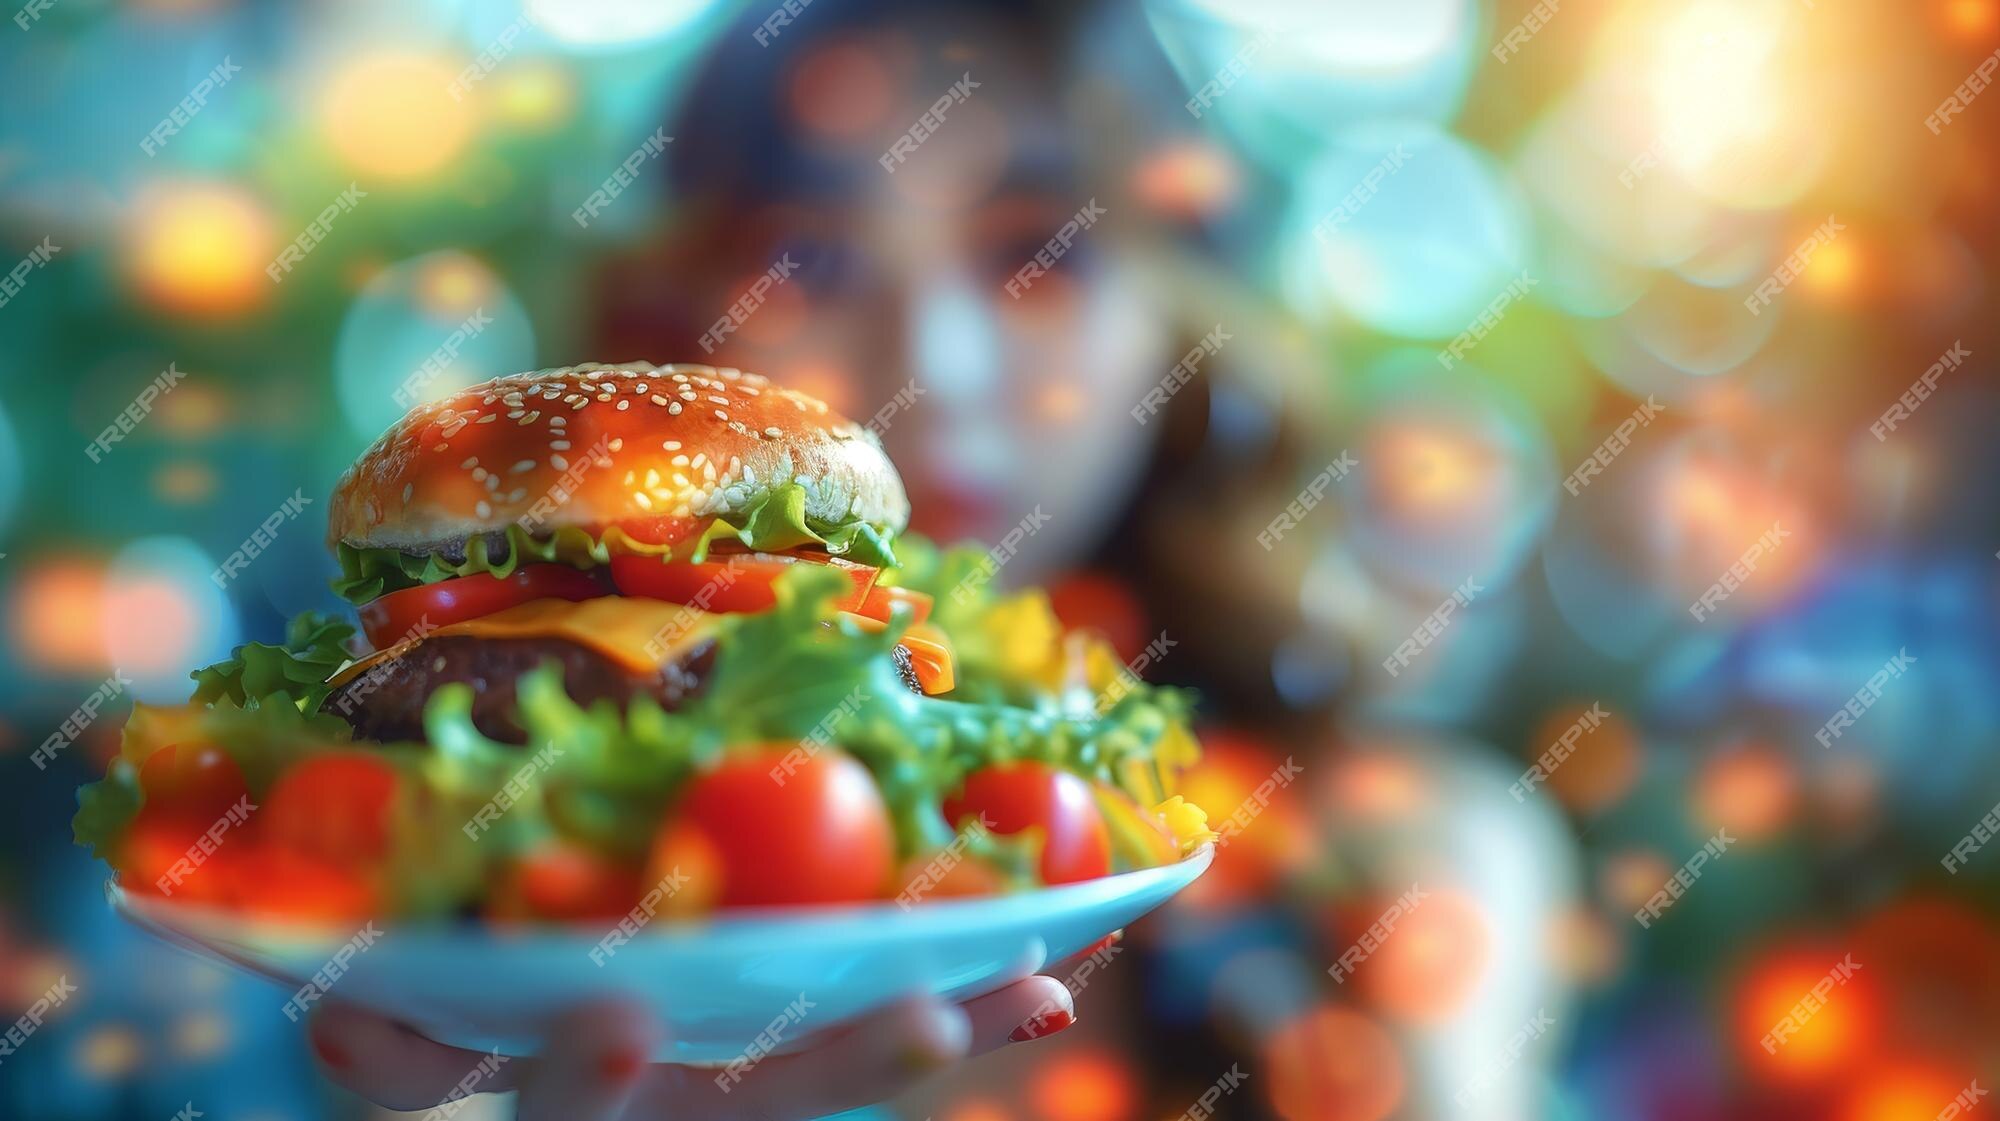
[855,584,933,626]
[490,843,642,922]
[608,554,877,616]
[264,752,402,867]
[119,809,247,903]
[138,742,252,826]
[943,762,1112,885]
[359,564,606,648]
[670,747,894,907]
[225,848,381,924]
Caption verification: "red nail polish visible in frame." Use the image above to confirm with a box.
[1009,1008,1075,1042]
[600,1048,644,1082]
[310,1031,351,1070]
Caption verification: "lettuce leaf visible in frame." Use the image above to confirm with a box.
[189,612,358,712]
[331,481,899,603]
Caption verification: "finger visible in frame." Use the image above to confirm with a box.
[514,1000,662,1121]
[960,975,1077,1051]
[654,995,972,1121]
[307,1002,519,1112]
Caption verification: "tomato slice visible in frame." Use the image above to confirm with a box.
[608,554,878,615]
[359,564,607,649]
[264,752,403,868]
[855,584,933,626]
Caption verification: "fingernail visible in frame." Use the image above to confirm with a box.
[310,1031,350,1070]
[600,1047,644,1083]
[1009,1008,1075,1042]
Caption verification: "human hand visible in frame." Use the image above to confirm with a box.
[307,976,1077,1121]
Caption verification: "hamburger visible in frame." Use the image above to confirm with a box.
[76,363,1210,922]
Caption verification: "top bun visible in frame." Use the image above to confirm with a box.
[328,363,910,553]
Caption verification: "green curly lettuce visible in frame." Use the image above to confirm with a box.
[189,612,359,712]
[331,481,899,603]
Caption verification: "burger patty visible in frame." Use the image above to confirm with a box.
[321,631,924,745]
[321,635,716,745]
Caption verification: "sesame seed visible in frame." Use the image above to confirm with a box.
[461,456,479,469]
[764,426,782,437]
[645,469,661,488]
[402,483,415,502]
[472,468,488,481]
[634,383,648,394]
[668,401,683,415]
[671,503,691,517]
[508,487,527,502]
[511,460,536,473]
[485,475,500,492]
[550,454,568,470]
[708,394,728,405]
[477,413,498,424]
[671,454,689,466]
[673,472,690,486]
[551,440,571,450]
[475,500,493,518]
[664,440,682,451]
[608,438,624,451]
[715,409,728,420]
[617,400,630,411]
[572,398,589,409]
[634,491,654,511]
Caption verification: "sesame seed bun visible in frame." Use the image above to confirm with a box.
[328,362,910,554]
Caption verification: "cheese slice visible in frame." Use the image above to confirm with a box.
[328,597,723,687]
